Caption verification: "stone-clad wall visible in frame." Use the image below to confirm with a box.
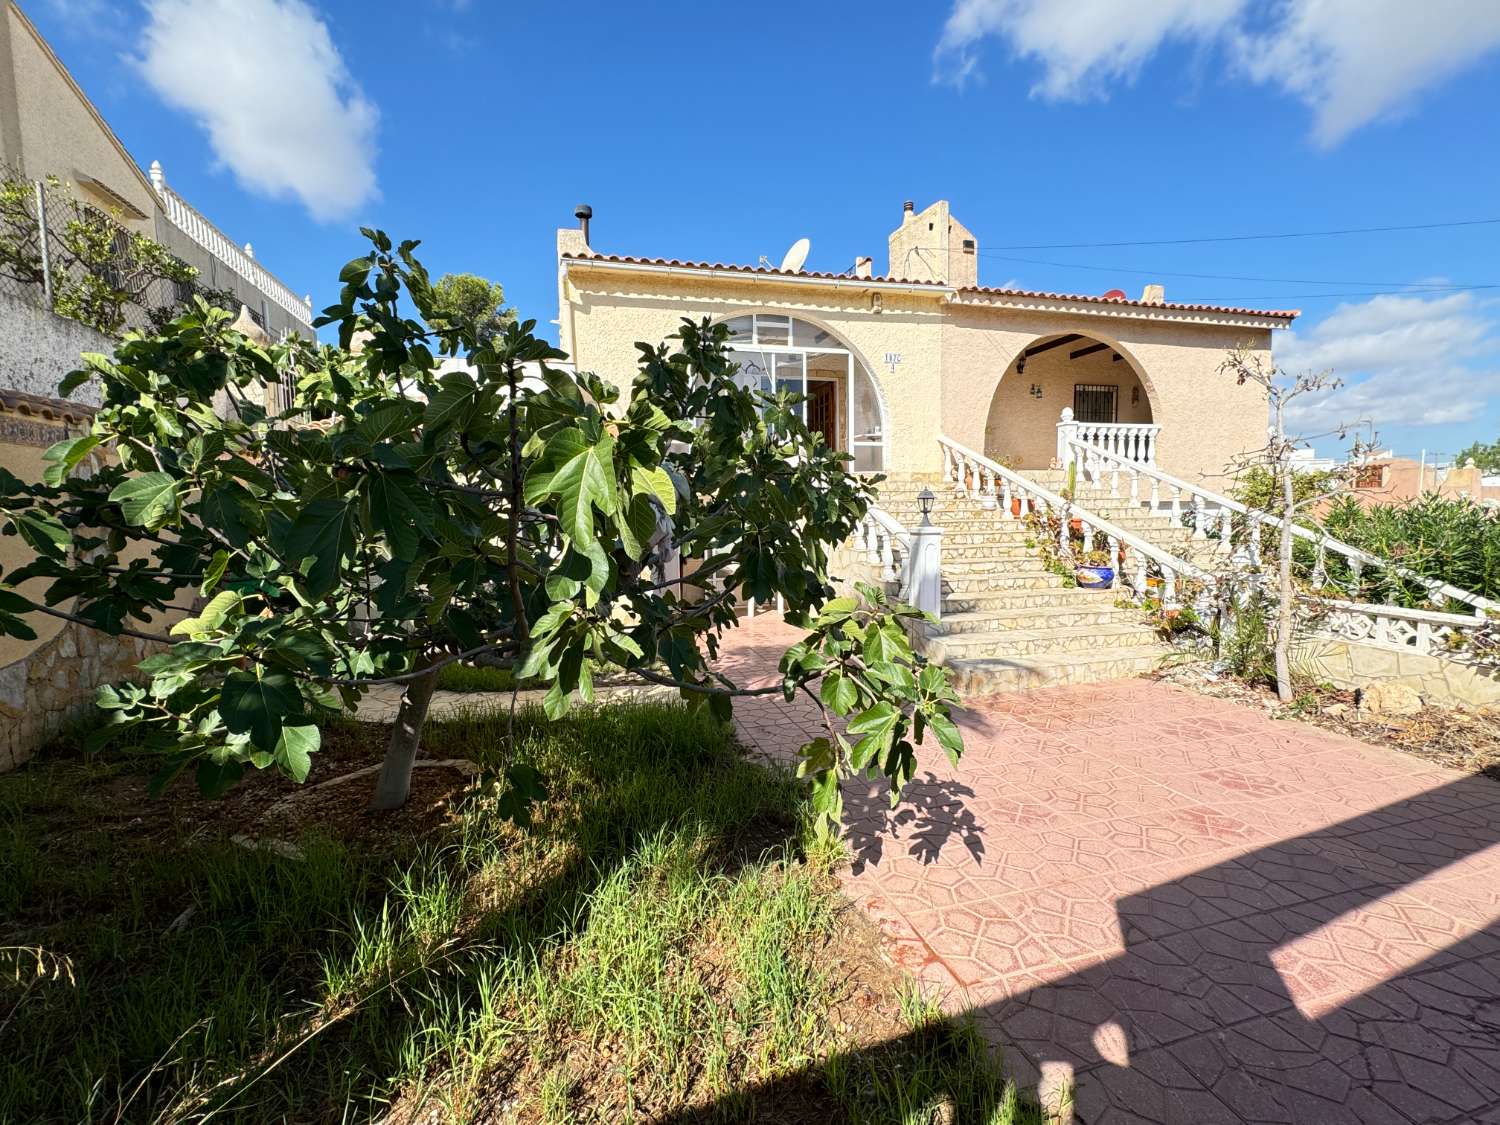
[0,390,147,772]
[0,621,152,771]
[1296,636,1500,708]
[0,300,132,770]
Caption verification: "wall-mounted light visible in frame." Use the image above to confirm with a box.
[1131,386,1140,405]
[1016,356,1026,375]
[1029,384,1043,399]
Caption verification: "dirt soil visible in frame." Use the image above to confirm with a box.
[1155,664,1500,780]
[23,720,477,858]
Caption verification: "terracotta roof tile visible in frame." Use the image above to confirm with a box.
[562,253,1299,322]
[563,252,946,287]
[958,282,1299,321]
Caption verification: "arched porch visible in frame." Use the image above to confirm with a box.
[983,333,1159,470]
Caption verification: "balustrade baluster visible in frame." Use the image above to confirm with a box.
[1250,522,1262,566]
[1106,535,1120,587]
[1000,478,1013,520]
[1312,541,1327,587]
[1192,494,1206,539]
[1149,477,1160,512]
[1082,522,1094,553]
[1168,486,1182,524]
[1163,569,1177,605]
[1134,555,1148,595]
[1109,464,1120,497]
[880,534,896,582]
[1349,556,1364,594]
[1129,469,1140,503]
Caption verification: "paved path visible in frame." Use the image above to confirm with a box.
[721,614,1500,1125]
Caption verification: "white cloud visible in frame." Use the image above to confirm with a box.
[933,0,1500,145]
[135,0,378,221]
[1277,292,1500,432]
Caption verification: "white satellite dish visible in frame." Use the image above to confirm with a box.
[779,237,811,273]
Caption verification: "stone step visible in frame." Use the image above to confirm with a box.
[942,644,1182,696]
[941,572,1064,593]
[921,621,1163,661]
[933,603,1145,634]
[941,588,1121,613]
[940,559,1054,578]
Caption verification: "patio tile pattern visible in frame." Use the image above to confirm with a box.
[719,615,1500,1124]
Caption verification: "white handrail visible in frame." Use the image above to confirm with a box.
[856,505,913,597]
[938,434,1208,604]
[1068,439,1495,613]
[155,184,313,328]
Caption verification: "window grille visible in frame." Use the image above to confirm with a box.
[1073,384,1118,424]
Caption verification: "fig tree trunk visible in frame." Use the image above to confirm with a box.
[371,667,440,810]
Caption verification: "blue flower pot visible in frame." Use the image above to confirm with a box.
[1075,565,1115,589]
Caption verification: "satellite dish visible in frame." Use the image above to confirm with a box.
[779,237,811,273]
[1102,288,1127,300]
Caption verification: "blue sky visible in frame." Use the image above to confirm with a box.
[27,0,1500,459]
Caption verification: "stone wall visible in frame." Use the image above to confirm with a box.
[1295,636,1500,708]
[0,289,108,404]
[0,296,131,772]
[0,619,152,771]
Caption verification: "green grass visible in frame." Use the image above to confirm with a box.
[0,702,1041,1124]
[434,662,518,693]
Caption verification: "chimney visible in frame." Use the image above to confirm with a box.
[574,203,593,247]
[902,200,915,224]
[1140,283,1165,304]
[854,255,873,279]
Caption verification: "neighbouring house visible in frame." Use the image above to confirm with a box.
[556,199,1297,485]
[0,0,312,771]
[0,0,314,342]
[1346,454,1500,507]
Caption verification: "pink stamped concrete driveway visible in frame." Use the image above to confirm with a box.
[720,614,1500,1124]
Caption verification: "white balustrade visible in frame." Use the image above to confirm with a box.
[1058,407,1160,468]
[939,434,1207,605]
[152,169,314,329]
[1309,600,1488,659]
[856,507,915,598]
[1069,438,1496,614]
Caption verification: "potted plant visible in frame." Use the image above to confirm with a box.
[1061,463,1083,531]
[1075,548,1115,589]
[994,454,1023,516]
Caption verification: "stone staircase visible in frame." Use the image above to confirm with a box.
[869,472,1182,695]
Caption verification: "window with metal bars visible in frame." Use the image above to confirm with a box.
[1073,384,1118,423]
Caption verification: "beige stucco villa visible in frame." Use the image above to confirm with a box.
[556,200,1297,485]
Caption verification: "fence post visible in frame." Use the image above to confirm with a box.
[908,523,944,622]
[1056,406,1078,471]
[34,180,53,310]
